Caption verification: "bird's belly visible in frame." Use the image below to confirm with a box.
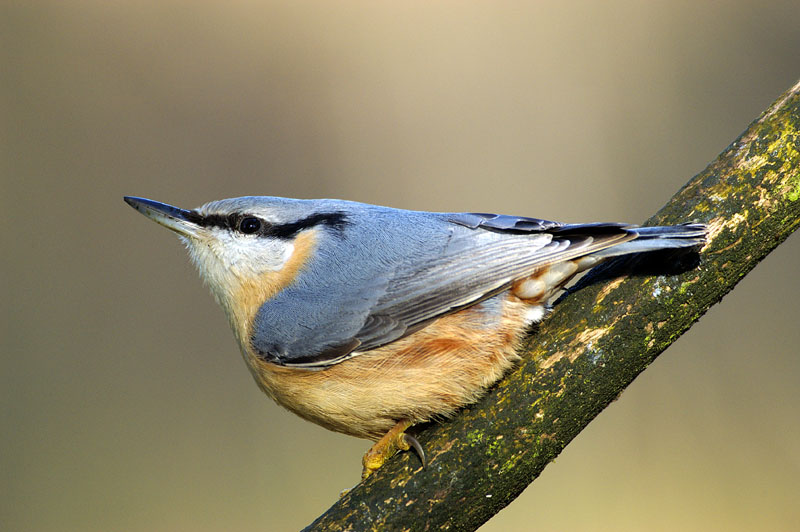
[244,292,538,440]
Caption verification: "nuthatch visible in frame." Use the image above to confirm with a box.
[124,196,705,478]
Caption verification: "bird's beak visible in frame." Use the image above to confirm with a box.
[124,196,202,238]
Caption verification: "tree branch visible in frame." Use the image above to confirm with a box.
[304,79,800,532]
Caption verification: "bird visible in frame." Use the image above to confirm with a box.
[124,195,705,479]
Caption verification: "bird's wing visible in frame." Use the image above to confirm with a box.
[351,215,634,350]
[254,212,635,368]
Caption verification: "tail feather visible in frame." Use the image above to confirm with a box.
[631,223,707,239]
[590,223,706,259]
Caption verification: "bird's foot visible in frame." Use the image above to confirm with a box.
[361,420,426,480]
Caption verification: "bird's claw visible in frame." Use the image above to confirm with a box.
[361,420,425,479]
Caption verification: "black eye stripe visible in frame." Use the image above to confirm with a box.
[187,210,349,239]
[186,212,228,229]
[264,212,350,239]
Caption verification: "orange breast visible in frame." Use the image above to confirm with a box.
[242,291,533,440]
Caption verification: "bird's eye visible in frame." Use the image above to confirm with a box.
[239,217,262,234]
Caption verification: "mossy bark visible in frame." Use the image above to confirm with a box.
[303,79,800,532]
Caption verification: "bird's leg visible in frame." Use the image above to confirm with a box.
[362,419,425,479]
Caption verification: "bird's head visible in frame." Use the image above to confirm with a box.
[124,196,349,342]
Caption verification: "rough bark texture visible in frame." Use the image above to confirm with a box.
[303,79,800,532]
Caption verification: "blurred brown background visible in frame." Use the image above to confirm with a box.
[3,2,800,531]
